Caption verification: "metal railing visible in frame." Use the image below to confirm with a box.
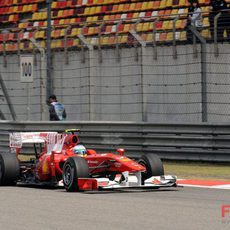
[1,9,230,64]
[1,121,230,162]
[0,11,193,66]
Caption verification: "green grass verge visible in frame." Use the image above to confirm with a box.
[163,160,230,181]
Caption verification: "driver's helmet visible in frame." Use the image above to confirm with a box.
[72,144,87,156]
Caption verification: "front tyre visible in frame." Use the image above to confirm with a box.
[138,154,164,185]
[0,152,20,186]
[62,157,89,192]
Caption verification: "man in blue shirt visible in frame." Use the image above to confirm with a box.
[48,95,67,121]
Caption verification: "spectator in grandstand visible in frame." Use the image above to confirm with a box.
[187,0,195,26]
[189,1,203,30]
[48,94,67,121]
[186,0,195,42]
[187,0,203,42]
[209,0,230,41]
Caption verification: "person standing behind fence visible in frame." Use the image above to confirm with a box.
[188,1,203,31]
[186,1,203,43]
[48,95,67,121]
[186,0,195,42]
[209,0,230,41]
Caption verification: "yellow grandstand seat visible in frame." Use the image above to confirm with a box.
[60,29,66,38]
[70,28,81,37]
[132,12,139,19]
[136,23,143,32]
[180,31,186,41]
[171,9,179,16]
[118,4,124,12]
[141,2,148,10]
[84,7,90,15]
[108,36,115,44]
[201,29,211,38]
[179,0,186,7]
[146,33,153,41]
[167,0,173,7]
[160,0,167,9]
[87,26,95,35]
[147,1,154,9]
[52,39,62,49]
[57,10,63,18]
[203,17,209,27]
[119,35,128,44]
[162,21,169,30]
[166,32,173,41]
[142,22,151,32]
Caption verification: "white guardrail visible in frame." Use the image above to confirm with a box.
[1,121,230,162]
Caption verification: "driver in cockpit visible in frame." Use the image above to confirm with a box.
[72,144,87,157]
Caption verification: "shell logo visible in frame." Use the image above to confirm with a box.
[42,160,49,174]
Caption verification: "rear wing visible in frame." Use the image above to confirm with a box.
[10,132,68,154]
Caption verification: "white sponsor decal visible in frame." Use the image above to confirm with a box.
[88,160,98,164]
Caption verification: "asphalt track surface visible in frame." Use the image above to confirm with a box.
[0,185,229,230]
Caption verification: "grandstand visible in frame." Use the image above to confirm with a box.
[0,0,224,52]
[1,0,230,123]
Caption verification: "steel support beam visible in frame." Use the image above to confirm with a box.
[188,25,207,122]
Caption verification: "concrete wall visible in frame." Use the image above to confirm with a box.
[0,43,230,122]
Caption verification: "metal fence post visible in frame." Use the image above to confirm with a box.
[214,12,221,57]
[0,73,16,120]
[152,19,158,60]
[17,30,22,66]
[129,25,147,121]
[116,20,122,62]
[77,34,94,120]
[173,16,179,59]
[132,19,141,62]
[2,31,8,68]
[46,0,53,98]
[98,22,104,63]
[30,38,47,120]
[188,25,207,122]
[64,26,71,65]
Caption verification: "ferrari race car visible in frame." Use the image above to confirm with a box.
[0,129,177,192]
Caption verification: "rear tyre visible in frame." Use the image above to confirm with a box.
[138,154,164,185]
[0,152,20,186]
[62,157,89,192]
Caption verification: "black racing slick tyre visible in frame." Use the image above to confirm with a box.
[62,157,89,192]
[0,152,20,186]
[138,154,164,185]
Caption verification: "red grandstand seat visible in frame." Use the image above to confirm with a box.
[136,2,142,10]
[156,21,163,30]
[153,1,160,8]
[145,11,152,17]
[160,32,167,41]
[112,4,119,12]
[0,34,3,42]
[127,12,133,19]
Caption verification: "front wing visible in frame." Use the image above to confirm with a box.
[77,173,177,191]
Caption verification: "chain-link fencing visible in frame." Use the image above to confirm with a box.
[1,12,230,122]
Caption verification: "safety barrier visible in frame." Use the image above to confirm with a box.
[1,121,230,162]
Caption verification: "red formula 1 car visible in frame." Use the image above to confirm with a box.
[0,129,177,192]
